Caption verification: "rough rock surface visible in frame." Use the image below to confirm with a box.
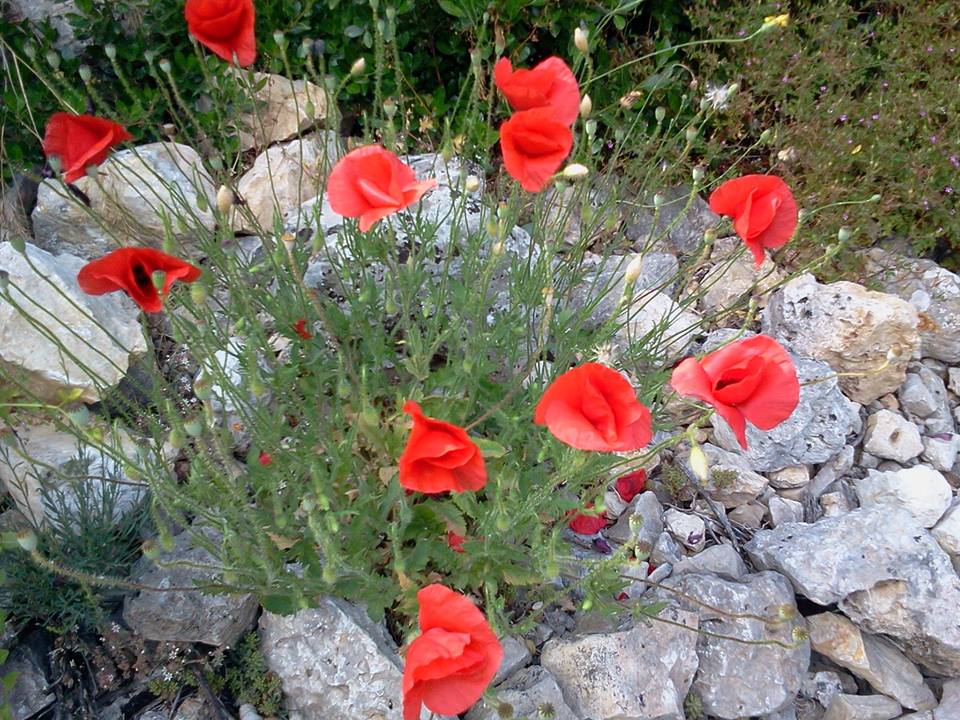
[672,543,747,580]
[0,242,146,402]
[124,526,258,647]
[0,645,54,720]
[746,507,960,675]
[862,410,924,463]
[713,355,860,471]
[465,666,578,720]
[260,596,433,720]
[0,420,147,526]
[691,443,769,507]
[626,185,718,255]
[699,236,785,314]
[235,72,328,150]
[806,612,936,710]
[864,248,960,363]
[236,132,342,232]
[762,273,919,403]
[822,694,902,720]
[854,465,952,528]
[663,572,810,719]
[491,635,532,686]
[932,501,960,558]
[32,143,216,257]
[540,608,700,720]
[607,490,663,551]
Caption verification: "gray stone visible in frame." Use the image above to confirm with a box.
[124,526,258,647]
[900,373,939,417]
[820,491,854,517]
[807,613,936,711]
[664,508,706,551]
[931,501,960,558]
[4,0,86,52]
[770,496,805,527]
[540,607,700,720]
[863,410,924,463]
[663,571,810,719]
[762,273,919,403]
[465,666,578,720]
[699,236,785,314]
[934,679,960,720]
[692,443,769,508]
[801,671,846,709]
[863,249,960,363]
[948,367,960,396]
[713,355,861,471]
[0,645,54,720]
[260,596,436,720]
[729,502,767,527]
[491,636,531,686]
[0,242,147,402]
[922,436,958,472]
[233,72,328,151]
[823,694,902,720]
[672,543,747,580]
[651,531,684,566]
[746,507,960,675]
[770,465,812,490]
[910,370,954,435]
[0,420,148,527]
[608,491,663,552]
[854,465,952,528]
[626,185,718,255]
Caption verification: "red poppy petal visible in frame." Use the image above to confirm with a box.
[417,670,492,716]
[715,402,749,449]
[711,355,766,405]
[708,175,785,217]
[670,357,717,406]
[499,110,572,192]
[752,185,798,252]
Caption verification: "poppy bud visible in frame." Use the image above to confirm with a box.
[465,175,481,193]
[585,119,597,137]
[184,418,204,437]
[491,241,505,256]
[624,254,644,285]
[383,98,397,119]
[350,57,367,76]
[24,43,36,61]
[168,427,185,449]
[759,128,773,143]
[158,58,172,74]
[653,193,664,209]
[561,163,589,180]
[16,529,38,552]
[574,27,589,54]
[689,444,709,482]
[216,185,235,214]
[579,94,592,119]
[79,65,92,83]
[45,51,60,70]
[685,126,698,143]
[67,405,90,427]
[655,106,666,123]
[581,596,593,611]
[141,539,161,560]
[281,232,296,253]
[190,282,208,305]
[692,166,705,184]
[869,193,881,203]
[273,30,286,47]
[9,234,26,254]
[837,227,852,243]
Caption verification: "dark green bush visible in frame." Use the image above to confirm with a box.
[683,0,960,267]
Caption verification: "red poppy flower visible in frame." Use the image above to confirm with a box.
[670,334,800,450]
[402,584,502,720]
[327,145,438,232]
[184,0,256,67]
[293,319,313,339]
[708,175,798,267]
[398,401,487,494]
[615,468,647,503]
[77,247,202,313]
[258,451,272,466]
[446,531,466,553]
[42,113,132,183]
[499,108,573,193]
[534,363,652,452]
[568,504,609,535]
[493,56,580,126]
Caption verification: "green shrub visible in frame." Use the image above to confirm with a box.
[683,0,960,267]
[223,632,284,716]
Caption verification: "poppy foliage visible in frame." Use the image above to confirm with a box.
[185,0,257,67]
[494,56,580,126]
[670,334,800,449]
[534,363,652,452]
[499,109,574,193]
[42,113,132,183]
[708,175,798,267]
[327,145,438,232]
[77,247,202,313]
[402,584,502,720]
[398,401,487,494]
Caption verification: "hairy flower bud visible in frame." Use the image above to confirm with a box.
[465,175,481,193]
[837,227,852,243]
[689,444,709,482]
[17,529,38,552]
[350,57,367,76]
[624,254,644,285]
[574,27,589,54]
[655,106,666,123]
[216,185,235,214]
[561,163,589,180]
[579,94,592,119]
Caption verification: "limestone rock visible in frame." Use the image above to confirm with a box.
[235,72,328,150]
[713,355,861,471]
[672,543,747,580]
[492,636,532,686]
[0,242,147,402]
[863,248,960,363]
[762,273,919,403]
[540,608,700,720]
[607,491,663,551]
[465,666,578,720]
[617,291,701,364]
[0,420,147,526]
[236,133,342,232]
[863,410,924,463]
[921,436,958,472]
[664,572,810,719]
[695,443,769,508]
[4,0,85,52]
[124,526,258,647]
[931,501,960,558]
[770,496,805,526]
[769,465,811,490]
[854,465,952,528]
[823,694,902,720]
[746,507,960,675]
[807,613,936,711]
[664,508,706,552]
[0,644,54,720]
[934,679,960,720]
[899,373,940,418]
[260,597,433,720]
[30,178,111,258]
[626,185,718,255]
[700,236,785,314]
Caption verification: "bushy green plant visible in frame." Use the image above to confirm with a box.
[683,0,959,267]
[223,632,284,715]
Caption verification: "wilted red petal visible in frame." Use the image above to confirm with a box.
[293,318,313,339]
[499,109,573,192]
[447,531,466,553]
[43,113,132,183]
[615,469,647,503]
[185,0,257,66]
[569,507,608,535]
[494,56,580,126]
[77,247,201,313]
[258,451,272,466]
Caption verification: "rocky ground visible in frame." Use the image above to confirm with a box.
[2,74,960,720]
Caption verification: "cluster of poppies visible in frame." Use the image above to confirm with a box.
[29,1,807,718]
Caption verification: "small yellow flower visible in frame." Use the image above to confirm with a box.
[763,13,790,28]
[851,144,862,155]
